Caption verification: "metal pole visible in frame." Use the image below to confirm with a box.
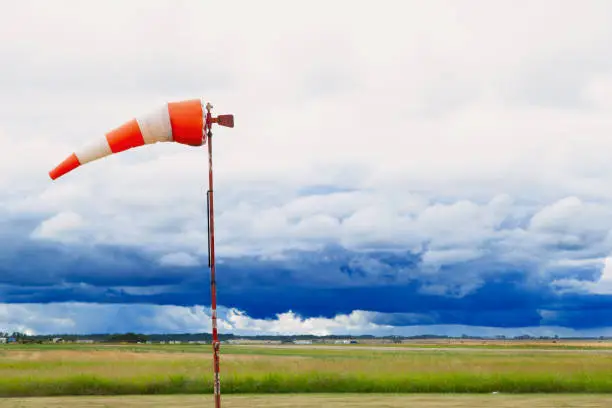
[205,103,221,408]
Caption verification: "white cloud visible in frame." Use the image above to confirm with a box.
[0,302,611,338]
[30,211,84,243]
[0,303,77,335]
[159,252,200,267]
[552,256,612,295]
[224,309,391,337]
[421,248,483,268]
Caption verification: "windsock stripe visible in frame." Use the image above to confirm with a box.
[167,99,204,146]
[105,118,145,154]
[49,153,81,180]
[75,138,113,165]
[137,106,173,145]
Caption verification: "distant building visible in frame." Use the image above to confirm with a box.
[75,339,94,344]
[293,340,312,345]
[0,338,6,344]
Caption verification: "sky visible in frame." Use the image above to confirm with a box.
[2,0,612,337]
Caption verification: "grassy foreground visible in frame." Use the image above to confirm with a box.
[2,344,612,396]
[2,394,612,408]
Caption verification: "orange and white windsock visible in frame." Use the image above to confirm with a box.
[50,98,210,180]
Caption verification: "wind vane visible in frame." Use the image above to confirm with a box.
[49,98,235,408]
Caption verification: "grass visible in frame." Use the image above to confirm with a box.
[2,343,612,396]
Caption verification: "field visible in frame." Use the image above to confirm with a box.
[2,340,612,398]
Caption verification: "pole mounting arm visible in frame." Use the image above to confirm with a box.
[205,102,235,131]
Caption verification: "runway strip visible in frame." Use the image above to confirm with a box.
[1,394,611,407]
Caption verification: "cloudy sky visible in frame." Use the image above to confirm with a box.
[2,0,612,337]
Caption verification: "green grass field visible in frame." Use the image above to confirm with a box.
[2,343,612,397]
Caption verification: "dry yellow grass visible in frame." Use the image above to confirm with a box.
[4,346,611,378]
[399,339,612,348]
[4,349,276,363]
[1,394,612,407]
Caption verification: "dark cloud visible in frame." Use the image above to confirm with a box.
[3,218,612,331]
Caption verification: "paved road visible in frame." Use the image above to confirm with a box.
[2,394,612,407]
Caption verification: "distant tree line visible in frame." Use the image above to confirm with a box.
[0,332,27,339]
[1,330,610,343]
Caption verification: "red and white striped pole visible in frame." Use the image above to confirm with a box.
[205,102,221,408]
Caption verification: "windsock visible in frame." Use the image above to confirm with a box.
[49,98,233,180]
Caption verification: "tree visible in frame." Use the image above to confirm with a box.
[107,333,147,343]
